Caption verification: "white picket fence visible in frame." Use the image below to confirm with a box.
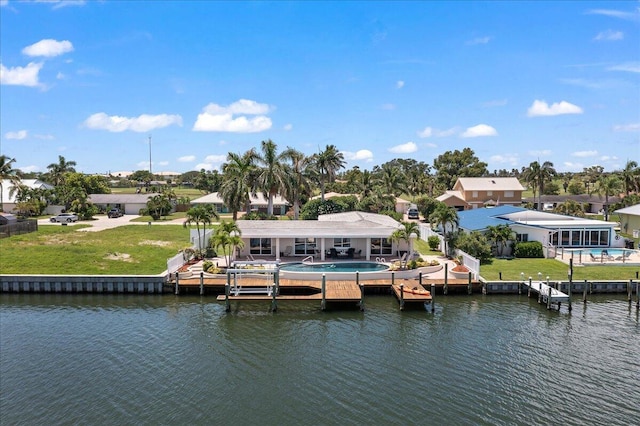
[418,223,480,280]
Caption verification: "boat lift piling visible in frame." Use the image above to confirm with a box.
[399,283,405,311]
[430,284,435,312]
[321,274,326,311]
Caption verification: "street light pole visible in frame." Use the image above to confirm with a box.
[148,135,152,174]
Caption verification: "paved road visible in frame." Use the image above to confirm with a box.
[39,215,186,232]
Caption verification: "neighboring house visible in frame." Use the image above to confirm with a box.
[523,194,623,214]
[438,177,525,210]
[191,192,289,215]
[0,179,55,213]
[456,206,620,255]
[309,192,411,215]
[614,204,640,238]
[235,212,411,261]
[88,193,162,215]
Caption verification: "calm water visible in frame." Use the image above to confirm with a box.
[1,293,638,425]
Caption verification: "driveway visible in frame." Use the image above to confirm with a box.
[39,215,186,232]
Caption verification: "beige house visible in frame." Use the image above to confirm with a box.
[615,204,640,239]
[437,177,524,210]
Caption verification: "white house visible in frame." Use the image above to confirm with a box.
[0,179,55,213]
[192,192,289,215]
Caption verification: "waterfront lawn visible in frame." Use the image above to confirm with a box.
[480,258,640,282]
[0,225,189,275]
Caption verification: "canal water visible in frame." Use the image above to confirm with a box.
[1,293,638,425]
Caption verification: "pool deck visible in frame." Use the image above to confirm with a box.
[555,249,640,266]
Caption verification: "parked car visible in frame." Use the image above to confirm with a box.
[50,213,79,223]
[407,207,419,220]
[107,208,124,218]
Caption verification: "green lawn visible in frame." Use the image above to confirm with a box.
[479,258,639,282]
[0,225,190,275]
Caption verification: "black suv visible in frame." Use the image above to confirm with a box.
[107,208,123,218]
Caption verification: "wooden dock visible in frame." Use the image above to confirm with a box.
[523,280,571,310]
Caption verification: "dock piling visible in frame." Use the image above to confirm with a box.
[628,280,633,307]
[528,277,532,298]
[444,264,448,295]
[271,283,277,312]
[321,274,326,311]
[399,283,405,311]
[467,272,472,295]
[175,272,179,295]
[199,272,204,296]
[430,283,435,312]
[224,283,230,312]
[359,283,365,311]
[583,280,588,304]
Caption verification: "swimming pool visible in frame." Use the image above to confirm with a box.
[280,261,389,273]
[583,248,633,257]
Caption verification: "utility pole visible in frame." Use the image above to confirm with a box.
[148,135,152,174]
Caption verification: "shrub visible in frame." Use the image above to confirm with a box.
[427,235,440,251]
[514,241,544,258]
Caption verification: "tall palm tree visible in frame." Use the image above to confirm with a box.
[486,224,515,257]
[282,147,313,220]
[375,163,408,197]
[46,155,77,186]
[522,160,556,211]
[621,160,640,196]
[255,140,290,216]
[313,144,345,201]
[0,155,21,212]
[220,150,258,220]
[211,221,243,267]
[429,203,459,257]
[596,174,623,221]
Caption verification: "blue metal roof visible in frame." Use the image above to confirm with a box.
[457,206,526,231]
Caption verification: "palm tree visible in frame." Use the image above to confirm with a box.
[390,221,421,267]
[313,144,345,201]
[46,155,77,186]
[183,204,219,254]
[375,163,408,197]
[522,160,556,210]
[211,221,243,268]
[596,174,623,221]
[621,160,640,196]
[554,200,585,217]
[255,140,290,216]
[429,203,459,257]
[282,147,313,220]
[0,155,21,212]
[486,224,515,257]
[220,150,258,220]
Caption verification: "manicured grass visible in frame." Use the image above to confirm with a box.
[414,238,442,256]
[0,225,190,275]
[479,258,640,281]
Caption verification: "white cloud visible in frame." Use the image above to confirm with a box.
[204,154,226,163]
[466,36,492,45]
[0,62,43,87]
[0,0,8,7]
[461,124,498,138]
[83,112,183,132]
[35,0,86,9]
[178,155,196,162]
[527,100,584,117]
[389,141,417,154]
[594,30,624,41]
[490,154,519,165]
[418,127,433,138]
[396,80,405,89]
[586,9,640,22]
[19,165,40,173]
[562,161,585,172]
[342,149,374,162]
[283,123,293,131]
[613,123,640,132]
[136,161,151,169]
[437,127,459,137]
[572,150,598,158]
[158,161,169,167]
[22,39,73,57]
[607,62,640,73]
[5,130,28,140]
[193,99,273,133]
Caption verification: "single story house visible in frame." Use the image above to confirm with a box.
[88,193,162,215]
[456,206,621,256]
[235,212,413,261]
[614,204,640,238]
[0,179,55,213]
[192,192,289,215]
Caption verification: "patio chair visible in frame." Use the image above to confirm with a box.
[283,246,293,257]
[589,253,597,262]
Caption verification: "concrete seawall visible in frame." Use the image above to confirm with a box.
[483,280,636,294]
[1,275,168,294]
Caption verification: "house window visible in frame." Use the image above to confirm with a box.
[516,233,528,242]
[487,191,492,196]
[504,191,514,198]
[294,237,317,255]
[333,238,351,248]
[249,238,272,255]
[561,231,570,246]
[370,238,392,255]
[472,191,478,198]
[571,230,582,246]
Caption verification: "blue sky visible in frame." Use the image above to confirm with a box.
[1,1,638,176]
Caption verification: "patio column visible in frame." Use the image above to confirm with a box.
[275,238,280,260]
[366,237,371,261]
[320,238,326,261]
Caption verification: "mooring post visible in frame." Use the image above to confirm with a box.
[583,279,588,304]
[419,272,422,288]
[399,283,405,311]
[467,272,472,295]
[636,281,639,310]
[628,280,633,306]
[175,272,179,295]
[271,283,277,312]
[199,272,204,296]
[430,283,435,312]
[547,278,552,310]
[567,278,572,312]
[359,283,365,311]
[391,271,395,287]
[537,279,542,304]
[444,263,448,295]
[356,271,360,288]
[224,283,230,312]
[528,277,532,298]
[321,274,326,311]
